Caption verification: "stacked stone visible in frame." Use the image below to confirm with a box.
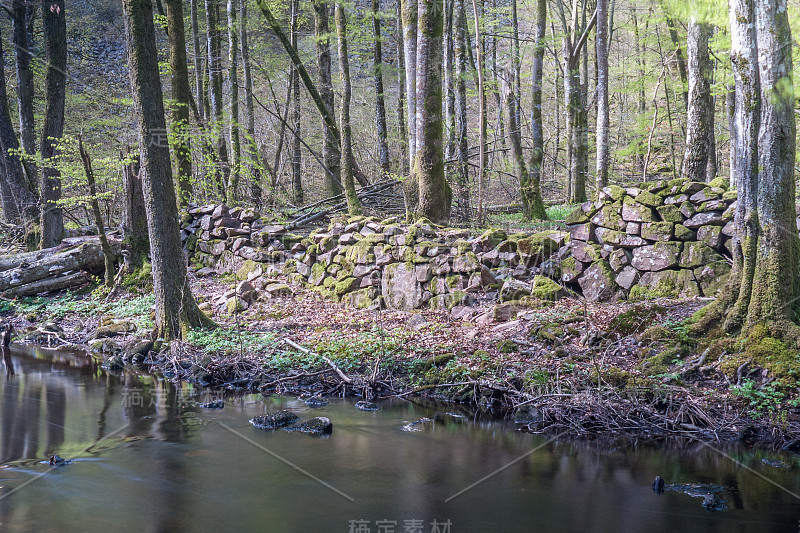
[287,216,568,310]
[561,178,735,301]
[181,204,303,275]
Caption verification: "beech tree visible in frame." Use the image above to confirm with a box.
[404,0,451,225]
[335,2,360,215]
[40,0,66,248]
[681,16,714,182]
[695,0,799,342]
[122,0,214,340]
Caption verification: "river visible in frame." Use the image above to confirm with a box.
[0,345,798,532]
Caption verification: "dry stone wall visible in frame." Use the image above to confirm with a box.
[562,178,735,301]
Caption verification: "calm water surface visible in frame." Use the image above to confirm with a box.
[0,345,798,532]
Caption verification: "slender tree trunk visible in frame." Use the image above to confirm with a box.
[206,0,229,198]
[191,0,204,123]
[373,0,390,174]
[661,1,688,111]
[681,17,713,182]
[335,3,359,215]
[506,84,544,221]
[526,0,547,220]
[40,0,66,249]
[595,0,610,193]
[472,0,486,223]
[444,0,455,172]
[313,1,343,197]
[454,0,470,221]
[227,0,241,201]
[78,137,115,287]
[395,0,408,169]
[290,0,302,205]
[400,0,418,172]
[121,152,149,272]
[13,0,36,193]
[164,0,194,206]
[122,0,214,340]
[240,0,262,207]
[632,7,645,175]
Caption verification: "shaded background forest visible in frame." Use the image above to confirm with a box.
[1,0,799,230]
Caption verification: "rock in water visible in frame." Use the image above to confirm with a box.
[250,409,299,429]
[652,476,665,494]
[290,417,333,435]
[198,400,224,409]
[355,401,379,411]
[49,454,72,467]
[303,396,328,407]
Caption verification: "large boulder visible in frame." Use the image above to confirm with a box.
[631,242,683,271]
[578,261,619,302]
[381,262,423,310]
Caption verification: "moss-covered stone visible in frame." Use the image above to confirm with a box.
[674,224,695,241]
[707,176,729,190]
[602,184,626,202]
[530,275,564,300]
[496,339,518,353]
[635,190,662,208]
[237,260,261,280]
[656,204,684,223]
[641,222,674,242]
[335,276,362,296]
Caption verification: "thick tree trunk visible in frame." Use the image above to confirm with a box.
[681,18,713,182]
[40,0,66,249]
[595,0,610,192]
[472,0,485,223]
[526,0,547,221]
[506,85,544,221]
[373,0,390,174]
[747,0,798,333]
[454,0,470,221]
[227,0,241,201]
[335,3,360,215]
[240,0,262,207]
[405,0,451,225]
[0,26,36,228]
[313,1,343,197]
[123,0,214,340]
[12,0,36,193]
[164,0,194,206]
[400,0,418,171]
[290,0,302,205]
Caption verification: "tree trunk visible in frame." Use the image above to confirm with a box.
[312,1,342,197]
[12,0,36,193]
[40,0,66,249]
[164,0,194,207]
[122,0,214,340]
[395,0,408,169]
[0,26,36,227]
[206,0,229,198]
[400,0,418,172]
[373,0,390,175]
[444,0,455,172]
[78,136,116,287]
[505,84,544,221]
[661,0,688,111]
[240,0,262,207]
[595,0,610,193]
[190,0,204,123]
[454,0,470,221]
[335,3,360,215]
[405,0,451,225]
[526,0,547,221]
[681,18,713,182]
[290,0,302,205]
[227,0,241,201]
[472,0,486,223]
[121,152,149,272]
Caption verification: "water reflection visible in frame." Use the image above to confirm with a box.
[0,345,797,533]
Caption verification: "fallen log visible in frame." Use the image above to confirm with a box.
[0,239,119,296]
[3,271,94,298]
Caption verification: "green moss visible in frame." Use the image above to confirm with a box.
[335,277,360,296]
[720,325,800,386]
[122,261,153,290]
[237,259,261,280]
[635,190,662,208]
[565,207,590,225]
[609,304,665,336]
[529,275,563,300]
[496,339,517,353]
[707,176,729,190]
[629,276,678,301]
[323,276,337,289]
[478,228,507,248]
[656,204,683,223]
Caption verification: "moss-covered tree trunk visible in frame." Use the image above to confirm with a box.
[373,0,390,175]
[13,0,37,193]
[505,82,544,221]
[123,0,215,340]
[697,0,799,344]
[164,0,194,207]
[400,0,417,172]
[335,3,360,216]
[290,0,302,205]
[404,0,451,225]
[526,0,547,221]
[681,17,713,182]
[227,0,240,202]
[454,0,470,221]
[313,1,343,197]
[40,0,66,249]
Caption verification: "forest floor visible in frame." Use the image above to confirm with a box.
[5,267,800,450]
